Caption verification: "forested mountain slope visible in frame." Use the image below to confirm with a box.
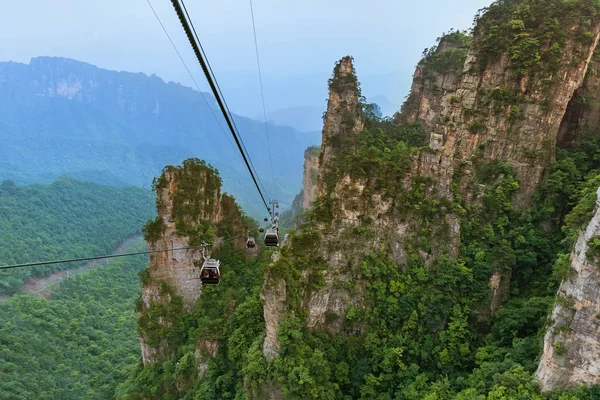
[0,179,156,398]
[122,0,600,398]
[0,177,154,295]
[0,57,320,216]
[0,249,147,400]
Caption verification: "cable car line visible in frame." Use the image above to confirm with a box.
[249,0,276,192]
[0,245,199,271]
[170,0,270,212]
[0,235,244,271]
[178,0,269,200]
[144,0,243,165]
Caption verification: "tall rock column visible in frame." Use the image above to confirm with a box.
[261,57,366,362]
[536,188,600,392]
[318,56,364,195]
[397,10,600,313]
[137,158,246,365]
[301,146,320,210]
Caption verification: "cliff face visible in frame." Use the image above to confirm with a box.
[558,51,600,148]
[301,146,320,210]
[397,8,600,313]
[261,58,365,362]
[536,188,600,391]
[318,56,364,195]
[137,158,246,365]
[259,2,600,392]
[401,25,600,209]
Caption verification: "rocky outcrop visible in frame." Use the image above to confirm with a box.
[536,187,600,392]
[261,261,286,360]
[397,13,600,313]
[137,158,247,365]
[558,51,600,148]
[196,339,220,379]
[301,146,320,210]
[259,6,600,393]
[402,24,600,208]
[260,59,368,360]
[318,56,364,195]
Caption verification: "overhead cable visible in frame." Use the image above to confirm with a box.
[144,0,244,165]
[179,0,270,198]
[249,0,276,192]
[0,235,244,271]
[0,245,197,270]
[170,0,270,212]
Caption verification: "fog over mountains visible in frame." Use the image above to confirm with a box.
[0,57,322,217]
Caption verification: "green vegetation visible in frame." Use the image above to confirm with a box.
[317,116,425,203]
[0,246,147,400]
[467,120,487,133]
[475,0,600,78]
[123,75,600,399]
[117,244,266,399]
[509,105,521,120]
[422,30,472,76]
[328,57,359,93]
[587,237,600,259]
[119,2,600,397]
[0,177,154,295]
[149,159,223,246]
[243,107,600,399]
[305,145,321,159]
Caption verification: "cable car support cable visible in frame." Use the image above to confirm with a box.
[144,0,243,165]
[179,0,269,199]
[0,235,243,271]
[170,0,270,211]
[249,0,276,192]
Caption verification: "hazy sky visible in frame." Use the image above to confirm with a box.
[1,0,491,114]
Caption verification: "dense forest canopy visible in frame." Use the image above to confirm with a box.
[118,113,600,399]
[0,249,147,399]
[0,177,154,295]
[0,179,155,398]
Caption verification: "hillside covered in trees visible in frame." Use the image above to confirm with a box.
[5,0,600,399]
[0,177,154,295]
[0,249,147,399]
[0,179,157,398]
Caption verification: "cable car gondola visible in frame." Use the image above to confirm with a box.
[264,228,279,247]
[200,258,221,285]
[246,236,256,248]
[199,243,220,285]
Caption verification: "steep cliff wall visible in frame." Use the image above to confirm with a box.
[137,158,247,365]
[401,2,600,208]
[558,51,600,148]
[536,188,600,391]
[261,0,600,375]
[318,56,364,195]
[397,4,600,312]
[301,146,320,210]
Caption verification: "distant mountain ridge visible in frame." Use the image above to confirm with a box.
[0,56,321,217]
